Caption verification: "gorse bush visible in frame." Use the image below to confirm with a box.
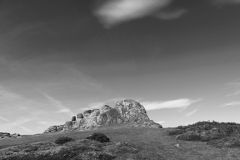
[86,132,110,143]
[168,129,185,135]
[177,133,202,141]
[207,135,240,148]
[169,121,240,148]
[54,136,74,145]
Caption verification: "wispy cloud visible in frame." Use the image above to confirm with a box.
[212,0,240,5]
[0,86,44,114]
[56,108,72,113]
[94,0,240,28]
[156,121,166,124]
[0,116,32,133]
[141,99,202,111]
[185,109,198,117]
[67,65,103,89]
[40,91,74,117]
[94,0,183,28]
[37,121,48,125]
[222,101,240,107]
[224,79,240,96]
[85,98,125,110]
[0,86,22,102]
[155,9,187,20]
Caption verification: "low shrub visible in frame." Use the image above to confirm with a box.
[207,136,240,148]
[54,136,75,145]
[176,133,202,141]
[86,132,110,143]
[168,129,185,135]
[170,121,240,148]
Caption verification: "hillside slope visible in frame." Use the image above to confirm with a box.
[1,125,240,160]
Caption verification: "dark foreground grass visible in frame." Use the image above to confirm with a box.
[1,124,240,160]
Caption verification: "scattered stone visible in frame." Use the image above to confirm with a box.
[0,132,22,140]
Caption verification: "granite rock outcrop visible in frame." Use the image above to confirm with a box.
[44,99,162,133]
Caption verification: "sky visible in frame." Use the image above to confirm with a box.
[0,0,240,134]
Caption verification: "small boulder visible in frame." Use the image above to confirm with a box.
[72,116,76,121]
[83,110,92,118]
[77,113,84,119]
[90,109,100,117]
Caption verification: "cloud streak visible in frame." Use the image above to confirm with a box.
[185,109,198,117]
[155,9,187,20]
[94,0,240,28]
[0,116,32,133]
[213,0,240,5]
[222,101,240,107]
[141,99,202,111]
[0,86,45,115]
[156,121,166,124]
[94,0,176,28]
[224,79,240,96]
[37,121,48,125]
[40,91,74,117]
[85,98,125,110]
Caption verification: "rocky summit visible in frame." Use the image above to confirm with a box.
[44,99,162,133]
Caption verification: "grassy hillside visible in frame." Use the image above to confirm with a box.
[1,124,240,159]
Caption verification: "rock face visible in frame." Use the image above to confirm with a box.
[0,132,22,140]
[44,125,64,133]
[44,99,162,133]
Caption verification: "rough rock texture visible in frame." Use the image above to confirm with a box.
[44,99,162,133]
[0,132,22,140]
[44,125,64,133]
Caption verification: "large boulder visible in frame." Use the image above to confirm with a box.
[0,132,22,140]
[44,99,162,133]
[97,107,123,125]
[83,110,92,118]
